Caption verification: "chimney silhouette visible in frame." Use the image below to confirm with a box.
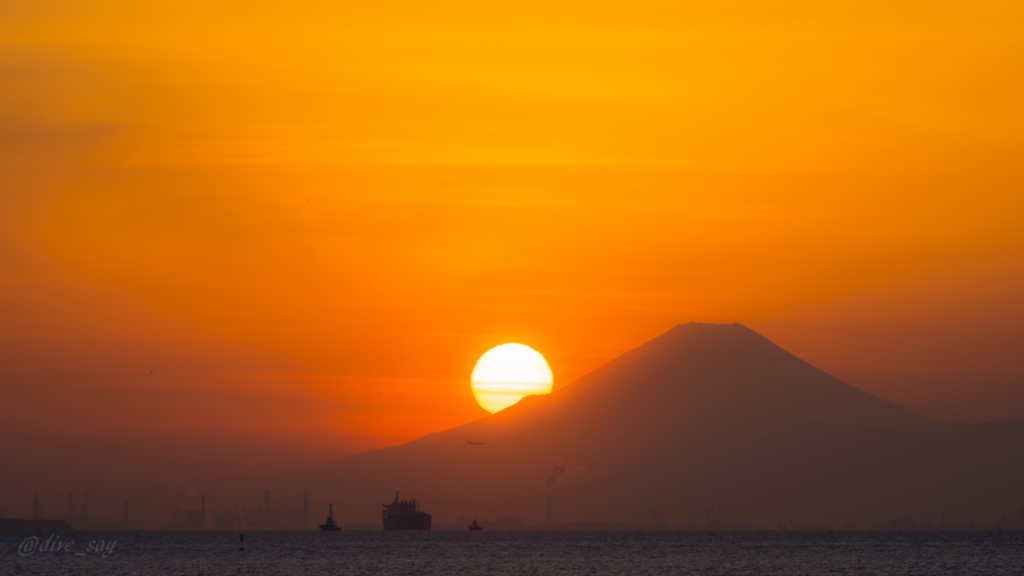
[124,499,129,529]
[33,493,40,520]
[544,495,553,525]
[67,491,75,520]
[202,495,206,530]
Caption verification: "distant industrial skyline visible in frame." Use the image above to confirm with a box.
[6,324,1023,532]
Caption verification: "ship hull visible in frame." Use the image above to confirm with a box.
[383,512,431,531]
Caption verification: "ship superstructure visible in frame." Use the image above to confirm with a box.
[382,492,431,531]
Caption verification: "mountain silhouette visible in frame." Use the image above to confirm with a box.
[259,323,1024,528]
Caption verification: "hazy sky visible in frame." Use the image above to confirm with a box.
[1,0,1022,488]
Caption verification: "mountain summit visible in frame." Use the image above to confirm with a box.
[508,322,938,433]
[270,323,1023,528]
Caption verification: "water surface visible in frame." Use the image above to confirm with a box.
[3,530,1024,575]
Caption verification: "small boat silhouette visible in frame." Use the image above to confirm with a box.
[319,503,342,531]
[468,518,483,531]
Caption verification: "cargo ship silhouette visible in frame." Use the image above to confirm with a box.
[382,492,431,530]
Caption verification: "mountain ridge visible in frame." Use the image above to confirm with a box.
[238,323,1022,528]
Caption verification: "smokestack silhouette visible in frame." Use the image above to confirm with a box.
[67,492,74,520]
[82,490,89,525]
[264,490,271,517]
[33,493,39,520]
[544,495,553,525]
[124,499,128,529]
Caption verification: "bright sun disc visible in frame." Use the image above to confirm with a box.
[471,343,553,413]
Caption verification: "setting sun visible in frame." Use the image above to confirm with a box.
[471,344,554,413]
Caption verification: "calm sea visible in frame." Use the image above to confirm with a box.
[3,530,1024,576]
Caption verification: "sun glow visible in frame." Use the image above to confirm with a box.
[471,344,553,413]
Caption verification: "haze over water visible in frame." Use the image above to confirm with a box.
[5,530,1024,576]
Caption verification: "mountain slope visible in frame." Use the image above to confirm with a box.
[256,323,1023,528]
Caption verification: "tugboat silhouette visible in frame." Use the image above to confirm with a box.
[319,503,342,531]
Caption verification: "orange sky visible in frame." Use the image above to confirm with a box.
[1,0,1023,486]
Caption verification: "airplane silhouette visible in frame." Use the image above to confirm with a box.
[467,440,487,446]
